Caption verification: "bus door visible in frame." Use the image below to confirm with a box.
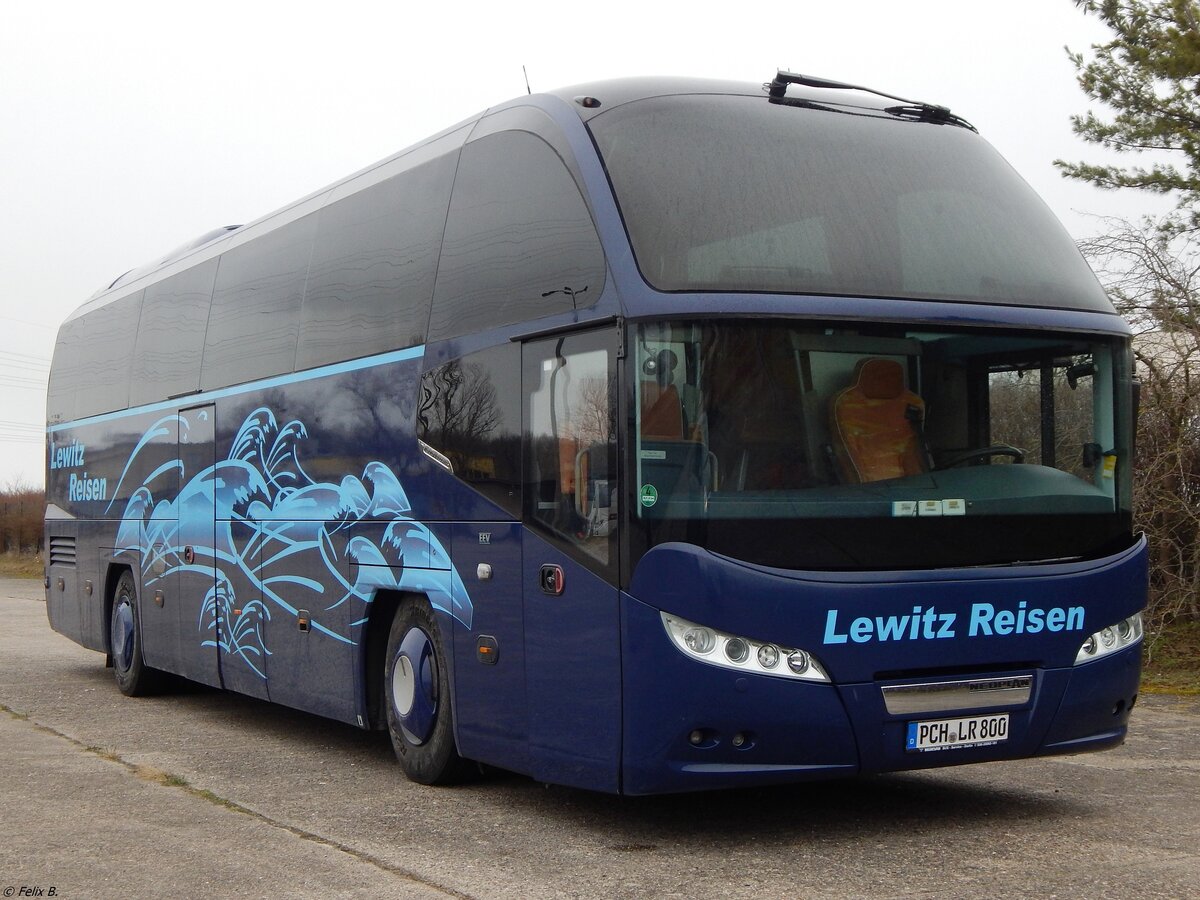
[172,404,222,688]
[522,332,621,793]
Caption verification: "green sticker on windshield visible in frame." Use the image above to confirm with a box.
[640,484,659,507]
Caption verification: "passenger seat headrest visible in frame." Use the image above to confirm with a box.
[856,358,906,400]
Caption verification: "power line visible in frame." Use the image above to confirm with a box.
[0,362,49,370]
[0,366,49,379]
[0,350,51,365]
[0,347,52,360]
[0,314,54,331]
[0,368,49,380]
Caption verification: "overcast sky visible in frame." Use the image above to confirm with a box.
[0,0,1174,488]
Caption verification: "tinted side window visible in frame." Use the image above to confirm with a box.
[130,258,218,406]
[523,330,617,576]
[297,153,457,369]
[201,216,317,389]
[48,290,144,422]
[429,131,605,342]
[418,342,522,517]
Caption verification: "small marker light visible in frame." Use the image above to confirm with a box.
[757,644,780,668]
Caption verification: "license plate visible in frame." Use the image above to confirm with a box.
[906,713,1009,752]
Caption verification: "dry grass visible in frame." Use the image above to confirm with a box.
[0,551,42,579]
[1142,620,1200,695]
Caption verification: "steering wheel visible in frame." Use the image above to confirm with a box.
[938,444,1025,468]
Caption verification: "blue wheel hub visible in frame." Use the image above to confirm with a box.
[113,598,134,672]
[392,627,438,745]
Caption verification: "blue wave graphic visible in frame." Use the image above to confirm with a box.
[118,407,472,679]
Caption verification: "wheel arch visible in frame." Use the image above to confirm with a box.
[363,589,418,730]
[362,590,463,736]
[102,562,135,658]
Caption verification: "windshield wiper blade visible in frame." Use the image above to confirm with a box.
[882,102,976,131]
[765,69,977,132]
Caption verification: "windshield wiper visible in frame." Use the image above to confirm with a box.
[765,69,977,132]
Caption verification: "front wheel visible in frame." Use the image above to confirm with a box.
[384,601,473,785]
[110,570,163,696]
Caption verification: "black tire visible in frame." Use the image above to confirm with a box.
[109,570,162,696]
[384,600,473,785]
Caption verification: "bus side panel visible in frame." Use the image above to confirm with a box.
[450,521,529,775]
[193,357,477,725]
[218,520,270,701]
[262,514,360,724]
[46,411,178,652]
[523,533,621,793]
[90,541,129,654]
[44,520,82,645]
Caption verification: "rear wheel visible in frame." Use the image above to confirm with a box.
[384,600,473,785]
[110,570,162,696]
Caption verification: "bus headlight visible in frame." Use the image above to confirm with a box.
[661,613,830,682]
[1074,613,1143,665]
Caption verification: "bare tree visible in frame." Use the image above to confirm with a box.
[0,480,44,554]
[1081,220,1200,629]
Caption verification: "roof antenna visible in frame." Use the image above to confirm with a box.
[523,65,532,95]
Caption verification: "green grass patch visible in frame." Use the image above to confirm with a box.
[1142,619,1200,695]
[0,552,43,579]
[193,788,241,811]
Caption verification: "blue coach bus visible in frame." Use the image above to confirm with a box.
[45,72,1146,794]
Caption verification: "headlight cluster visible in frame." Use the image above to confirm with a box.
[661,613,830,682]
[1074,613,1143,665]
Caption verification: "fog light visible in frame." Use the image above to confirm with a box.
[683,627,715,654]
[732,732,746,748]
[725,638,749,663]
[787,650,810,674]
[689,729,704,746]
[757,644,780,668]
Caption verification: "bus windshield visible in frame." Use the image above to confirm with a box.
[589,94,1112,312]
[627,321,1133,571]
